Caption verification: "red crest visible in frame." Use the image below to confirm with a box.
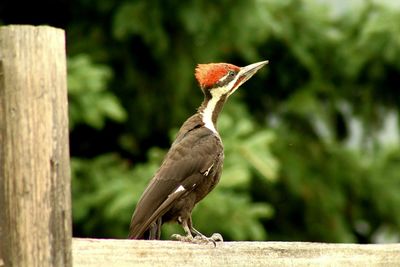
[195,63,240,88]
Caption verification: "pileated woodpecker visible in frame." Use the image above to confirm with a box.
[129,60,268,243]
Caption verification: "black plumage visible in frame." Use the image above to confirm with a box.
[129,61,268,243]
[129,114,223,240]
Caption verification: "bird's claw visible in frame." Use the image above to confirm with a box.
[210,233,224,242]
[171,234,194,243]
[171,233,223,246]
[194,233,224,246]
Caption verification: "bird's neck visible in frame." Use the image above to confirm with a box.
[198,92,227,134]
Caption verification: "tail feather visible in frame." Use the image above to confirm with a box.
[129,186,187,239]
[129,218,162,239]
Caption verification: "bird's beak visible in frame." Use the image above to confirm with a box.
[231,60,269,92]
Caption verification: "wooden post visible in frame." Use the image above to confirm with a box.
[0,25,72,267]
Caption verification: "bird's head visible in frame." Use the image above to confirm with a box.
[195,60,268,99]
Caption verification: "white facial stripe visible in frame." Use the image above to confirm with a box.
[218,72,231,83]
[226,75,242,96]
[201,62,268,134]
[201,74,244,133]
[201,86,228,133]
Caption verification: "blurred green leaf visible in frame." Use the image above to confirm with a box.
[68,54,127,129]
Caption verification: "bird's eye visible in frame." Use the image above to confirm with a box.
[215,70,236,87]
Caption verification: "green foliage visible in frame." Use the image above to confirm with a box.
[68,55,127,129]
[68,0,400,242]
[71,150,162,237]
[266,123,400,242]
[218,101,279,187]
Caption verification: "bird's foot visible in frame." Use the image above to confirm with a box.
[171,234,194,243]
[194,233,224,246]
[171,233,223,246]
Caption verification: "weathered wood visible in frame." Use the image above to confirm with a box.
[0,25,72,267]
[71,238,400,267]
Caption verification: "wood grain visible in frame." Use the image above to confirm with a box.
[0,25,72,267]
[72,238,400,267]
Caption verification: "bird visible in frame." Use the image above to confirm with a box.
[129,60,268,244]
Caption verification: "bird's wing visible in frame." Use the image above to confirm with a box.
[129,127,222,239]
